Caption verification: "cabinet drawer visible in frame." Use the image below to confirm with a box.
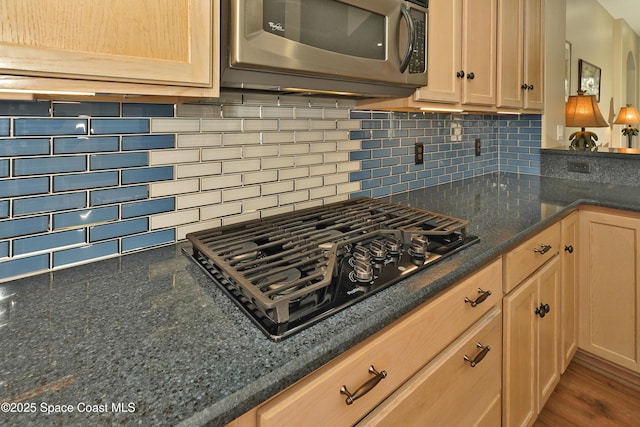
[504,222,560,293]
[357,306,502,426]
[253,259,502,427]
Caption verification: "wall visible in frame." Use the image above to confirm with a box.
[0,93,541,283]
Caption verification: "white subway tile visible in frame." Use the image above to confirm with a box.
[223,105,261,118]
[310,120,336,130]
[150,209,199,230]
[177,219,222,240]
[324,172,350,185]
[201,118,243,132]
[176,162,222,178]
[324,194,350,204]
[279,167,309,180]
[244,195,278,212]
[323,108,351,119]
[337,162,361,173]
[201,202,242,220]
[324,152,349,163]
[176,103,221,118]
[310,164,337,176]
[337,140,361,151]
[295,131,324,142]
[294,108,324,119]
[295,154,323,166]
[279,190,309,205]
[149,149,199,165]
[222,159,261,174]
[243,119,278,132]
[324,130,351,141]
[337,120,361,130]
[222,132,261,146]
[295,199,323,210]
[337,182,360,194]
[223,186,261,202]
[279,120,310,131]
[201,174,243,190]
[262,181,294,195]
[310,142,337,153]
[150,179,199,197]
[262,156,295,169]
[178,133,222,148]
[310,185,336,199]
[279,143,309,156]
[262,106,294,119]
[151,118,200,133]
[202,147,243,161]
[242,92,279,105]
[262,131,295,144]
[261,205,294,217]
[223,211,261,226]
[295,176,323,190]
[176,190,222,209]
[244,145,279,158]
[244,170,278,185]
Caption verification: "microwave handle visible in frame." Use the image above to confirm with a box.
[399,4,416,73]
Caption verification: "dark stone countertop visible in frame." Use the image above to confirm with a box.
[2,172,640,427]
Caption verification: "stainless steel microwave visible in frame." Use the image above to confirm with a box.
[220,0,428,97]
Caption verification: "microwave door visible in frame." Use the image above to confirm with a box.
[229,0,426,88]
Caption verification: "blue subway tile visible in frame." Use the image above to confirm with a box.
[121,198,175,218]
[90,185,148,206]
[14,118,88,136]
[0,138,50,156]
[14,156,86,176]
[121,166,174,184]
[13,192,86,216]
[90,152,148,170]
[90,119,149,135]
[53,241,118,268]
[349,130,371,140]
[0,254,49,281]
[53,206,119,230]
[0,100,50,116]
[122,134,175,151]
[372,187,391,198]
[122,229,175,252]
[0,177,49,198]
[122,103,174,118]
[53,171,119,192]
[0,160,9,177]
[13,229,86,256]
[53,101,119,117]
[89,218,148,242]
[0,119,9,136]
[0,241,7,258]
[0,216,49,239]
[53,136,119,154]
[0,201,8,218]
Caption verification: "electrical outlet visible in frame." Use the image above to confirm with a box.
[415,142,424,165]
[567,160,590,173]
[475,138,481,156]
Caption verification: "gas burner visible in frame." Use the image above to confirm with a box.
[186,197,479,341]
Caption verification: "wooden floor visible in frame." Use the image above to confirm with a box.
[534,361,640,427]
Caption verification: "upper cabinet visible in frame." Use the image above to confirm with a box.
[497,0,544,110]
[0,0,219,98]
[415,0,497,106]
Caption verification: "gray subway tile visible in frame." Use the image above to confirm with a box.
[53,171,119,192]
[0,177,49,198]
[90,119,149,134]
[121,166,173,184]
[53,101,119,117]
[0,119,9,136]
[89,152,148,170]
[0,159,9,177]
[122,134,175,151]
[53,136,119,154]
[0,216,49,239]
[14,118,88,136]
[89,218,148,242]
[0,138,50,156]
[0,200,8,218]
[53,206,119,230]
[13,229,86,256]
[0,100,51,116]
[0,254,49,281]
[122,103,174,118]
[14,156,86,176]
[121,198,175,218]
[13,192,86,216]
[0,241,7,258]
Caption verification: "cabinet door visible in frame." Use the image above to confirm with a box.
[503,274,537,427]
[522,0,544,110]
[496,0,524,108]
[536,256,561,410]
[357,307,502,427]
[0,0,217,96]
[414,0,462,103]
[579,209,640,372]
[461,0,497,105]
[560,212,578,373]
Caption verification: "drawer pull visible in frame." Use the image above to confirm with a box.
[464,342,491,367]
[533,244,552,254]
[464,288,492,307]
[340,365,387,405]
[535,303,551,318]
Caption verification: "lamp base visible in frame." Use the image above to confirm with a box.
[569,130,599,151]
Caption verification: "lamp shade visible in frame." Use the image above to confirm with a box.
[614,104,640,125]
[565,91,609,128]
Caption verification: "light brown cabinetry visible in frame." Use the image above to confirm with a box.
[228,259,503,427]
[497,0,544,110]
[0,0,219,98]
[560,212,578,373]
[578,208,640,373]
[414,0,497,106]
[503,223,561,427]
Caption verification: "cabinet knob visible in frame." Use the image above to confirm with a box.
[464,288,492,307]
[466,72,475,80]
[456,70,465,78]
[528,84,534,90]
[521,83,529,90]
[340,365,387,405]
[464,342,491,367]
[564,245,574,253]
[535,303,551,318]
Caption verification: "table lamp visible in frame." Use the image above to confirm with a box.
[565,90,609,151]
[613,104,640,148]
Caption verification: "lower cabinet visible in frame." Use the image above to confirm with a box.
[228,259,503,427]
[356,306,502,427]
[503,254,561,427]
[560,211,578,373]
[578,207,640,372]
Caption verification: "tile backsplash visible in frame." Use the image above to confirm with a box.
[0,92,541,282]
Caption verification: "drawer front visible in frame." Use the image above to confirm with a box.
[255,259,502,427]
[357,306,503,426]
[504,222,560,293]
